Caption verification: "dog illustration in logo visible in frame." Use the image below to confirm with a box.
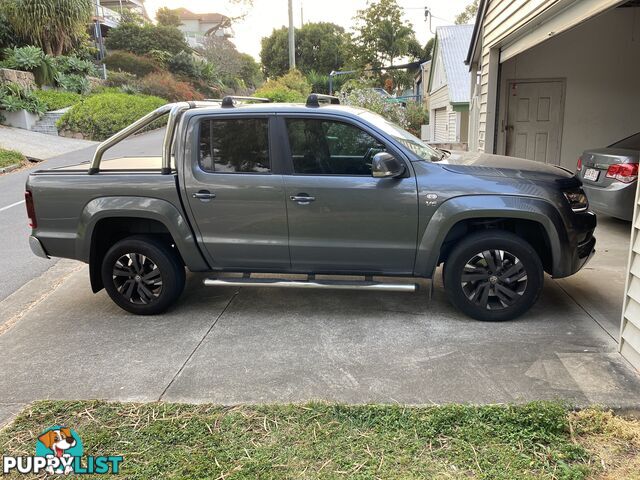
[38,427,76,474]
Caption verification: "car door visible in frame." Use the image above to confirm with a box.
[281,115,419,274]
[183,114,290,270]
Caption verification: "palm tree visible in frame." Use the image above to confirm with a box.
[2,0,92,55]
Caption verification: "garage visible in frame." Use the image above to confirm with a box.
[466,0,640,367]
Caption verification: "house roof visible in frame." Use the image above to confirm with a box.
[431,24,473,104]
[175,8,227,24]
[465,0,487,66]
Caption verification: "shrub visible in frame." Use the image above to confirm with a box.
[1,45,55,86]
[146,49,172,67]
[0,83,46,115]
[254,70,311,103]
[404,101,429,137]
[167,50,198,79]
[139,72,204,102]
[105,71,137,88]
[54,72,90,94]
[253,85,304,103]
[104,51,159,77]
[306,70,348,95]
[57,92,166,141]
[275,70,312,96]
[105,22,188,56]
[50,54,98,77]
[32,89,82,111]
[340,88,407,128]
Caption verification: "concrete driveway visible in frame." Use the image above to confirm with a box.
[0,216,639,425]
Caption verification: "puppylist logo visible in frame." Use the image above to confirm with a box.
[2,426,123,475]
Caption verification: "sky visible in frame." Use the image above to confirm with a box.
[143,0,472,60]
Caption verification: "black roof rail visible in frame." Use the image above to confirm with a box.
[221,96,271,108]
[306,93,340,107]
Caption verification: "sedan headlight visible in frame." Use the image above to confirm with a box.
[563,188,589,212]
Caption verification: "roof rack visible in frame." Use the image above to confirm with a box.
[221,96,271,108]
[306,93,340,107]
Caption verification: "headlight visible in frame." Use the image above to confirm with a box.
[563,188,589,212]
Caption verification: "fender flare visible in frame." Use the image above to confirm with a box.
[77,196,209,271]
[414,195,567,277]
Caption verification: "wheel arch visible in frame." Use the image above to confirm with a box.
[415,195,566,277]
[78,197,209,292]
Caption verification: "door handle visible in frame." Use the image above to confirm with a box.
[192,190,216,200]
[290,194,316,204]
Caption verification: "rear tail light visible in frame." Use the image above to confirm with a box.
[576,157,582,171]
[25,190,37,228]
[605,163,638,183]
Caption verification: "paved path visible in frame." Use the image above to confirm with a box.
[0,129,164,301]
[0,126,96,160]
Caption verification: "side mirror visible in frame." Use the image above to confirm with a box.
[372,152,405,178]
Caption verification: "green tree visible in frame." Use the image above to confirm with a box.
[350,0,417,69]
[1,0,92,55]
[455,0,479,25]
[156,7,182,27]
[237,53,263,90]
[201,36,263,91]
[260,22,348,78]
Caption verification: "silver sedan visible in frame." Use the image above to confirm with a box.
[577,132,640,221]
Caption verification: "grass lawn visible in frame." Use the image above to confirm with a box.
[0,148,25,169]
[0,401,638,479]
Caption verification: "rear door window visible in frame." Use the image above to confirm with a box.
[198,118,270,173]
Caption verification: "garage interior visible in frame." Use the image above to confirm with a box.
[494,2,640,170]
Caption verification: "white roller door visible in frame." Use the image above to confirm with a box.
[434,108,448,143]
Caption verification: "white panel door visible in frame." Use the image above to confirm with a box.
[506,81,564,164]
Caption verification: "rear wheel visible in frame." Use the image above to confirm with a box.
[443,231,543,321]
[101,236,185,315]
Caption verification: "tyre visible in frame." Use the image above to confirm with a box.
[101,235,185,315]
[443,231,543,321]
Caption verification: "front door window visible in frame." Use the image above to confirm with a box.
[286,118,385,175]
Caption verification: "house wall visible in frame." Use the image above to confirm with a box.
[495,7,640,169]
[430,47,447,95]
[471,0,560,152]
[179,19,200,32]
[621,184,640,371]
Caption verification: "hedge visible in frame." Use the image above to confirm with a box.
[32,90,82,111]
[57,92,167,141]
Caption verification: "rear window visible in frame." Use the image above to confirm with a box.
[610,132,640,150]
[198,118,270,173]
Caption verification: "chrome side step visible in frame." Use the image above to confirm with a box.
[203,276,418,292]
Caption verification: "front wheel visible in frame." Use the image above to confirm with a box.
[101,235,185,315]
[443,231,544,321]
